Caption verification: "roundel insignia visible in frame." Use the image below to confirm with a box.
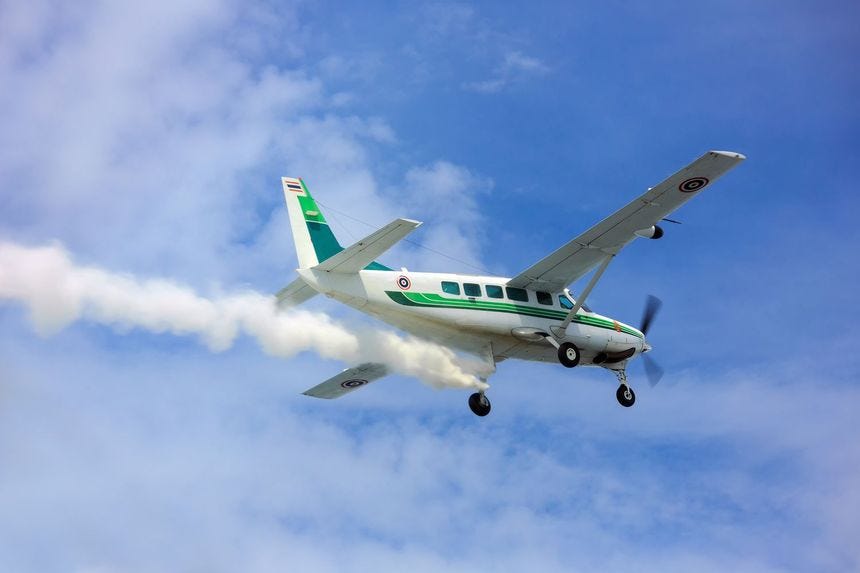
[341,378,368,389]
[679,177,709,193]
[397,275,412,290]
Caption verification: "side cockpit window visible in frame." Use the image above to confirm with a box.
[536,291,553,305]
[441,281,460,295]
[485,285,503,299]
[559,294,592,312]
[506,287,529,302]
[464,283,481,297]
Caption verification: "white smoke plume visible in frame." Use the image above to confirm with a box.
[0,241,490,391]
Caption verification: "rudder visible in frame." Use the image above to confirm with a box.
[282,177,344,269]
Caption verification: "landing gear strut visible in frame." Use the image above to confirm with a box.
[468,392,491,417]
[614,370,635,407]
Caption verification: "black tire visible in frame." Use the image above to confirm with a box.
[616,384,636,407]
[468,392,491,417]
[557,342,580,368]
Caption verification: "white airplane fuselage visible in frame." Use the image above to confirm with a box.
[279,151,746,410]
[298,268,645,367]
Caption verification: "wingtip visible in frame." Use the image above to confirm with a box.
[710,150,747,161]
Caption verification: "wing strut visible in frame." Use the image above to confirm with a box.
[558,254,614,332]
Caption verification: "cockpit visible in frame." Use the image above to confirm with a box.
[559,293,592,313]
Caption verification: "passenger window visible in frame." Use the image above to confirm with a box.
[559,294,573,309]
[485,285,503,299]
[464,283,481,297]
[536,291,553,305]
[441,281,460,295]
[506,287,529,302]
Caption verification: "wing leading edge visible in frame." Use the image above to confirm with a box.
[507,150,745,292]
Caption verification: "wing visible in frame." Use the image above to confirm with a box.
[302,362,390,399]
[507,150,745,292]
[275,277,318,308]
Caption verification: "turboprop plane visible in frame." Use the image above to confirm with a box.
[277,150,745,416]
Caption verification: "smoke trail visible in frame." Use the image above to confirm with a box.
[0,241,490,391]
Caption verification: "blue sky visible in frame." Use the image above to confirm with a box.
[1,1,859,571]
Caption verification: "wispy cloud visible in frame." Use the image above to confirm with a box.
[393,161,493,272]
[417,2,476,38]
[463,50,550,93]
[2,0,859,571]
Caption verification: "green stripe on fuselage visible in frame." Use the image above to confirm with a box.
[385,291,643,338]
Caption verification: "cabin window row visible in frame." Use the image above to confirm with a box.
[440,281,576,308]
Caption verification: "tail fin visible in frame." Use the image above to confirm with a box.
[282,177,344,269]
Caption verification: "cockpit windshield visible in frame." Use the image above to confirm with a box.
[559,294,592,313]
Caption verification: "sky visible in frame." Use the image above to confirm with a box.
[1,1,859,571]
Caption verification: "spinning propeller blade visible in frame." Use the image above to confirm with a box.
[642,353,664,387]
[639,295,664,386]
[640,295,662,336]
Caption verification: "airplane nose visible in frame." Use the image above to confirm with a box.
[642,341,653,353]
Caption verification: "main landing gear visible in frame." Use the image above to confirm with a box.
[614,370,635,407]
[468,392,491,417]
[557,342,581,368]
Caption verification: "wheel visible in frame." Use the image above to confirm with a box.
[616,384,636,407]
[468,392,491,417]
[557,342,580,368]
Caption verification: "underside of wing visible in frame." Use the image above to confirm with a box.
[302,362,390,399]
[508,150,745,292]
[275,277,318,308]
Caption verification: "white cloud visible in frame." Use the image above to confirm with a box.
[1,1,857,572]
[395,161,493,272]
[503,51,550,74]
[417,2,477,38]
[1,331,856,571]
[0,0,323,288]
[0,0,491,292]
[464,50,550,94]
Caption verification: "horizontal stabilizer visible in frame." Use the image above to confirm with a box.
[275,277,318,309]
[303,363,390,399]
[312,218,421,274]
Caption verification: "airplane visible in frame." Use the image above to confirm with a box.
[276,150,745,416]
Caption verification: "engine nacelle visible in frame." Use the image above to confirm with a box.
[634,224,664,239]
[593,347,636,365]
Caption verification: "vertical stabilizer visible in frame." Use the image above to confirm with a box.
[282,177,344,269]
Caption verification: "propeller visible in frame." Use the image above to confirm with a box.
[639,295,664,387]
[642,353,664,387]
[639,294,662,337]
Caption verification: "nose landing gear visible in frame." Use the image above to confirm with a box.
[616,384,636,407]
[614,370,635,407]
